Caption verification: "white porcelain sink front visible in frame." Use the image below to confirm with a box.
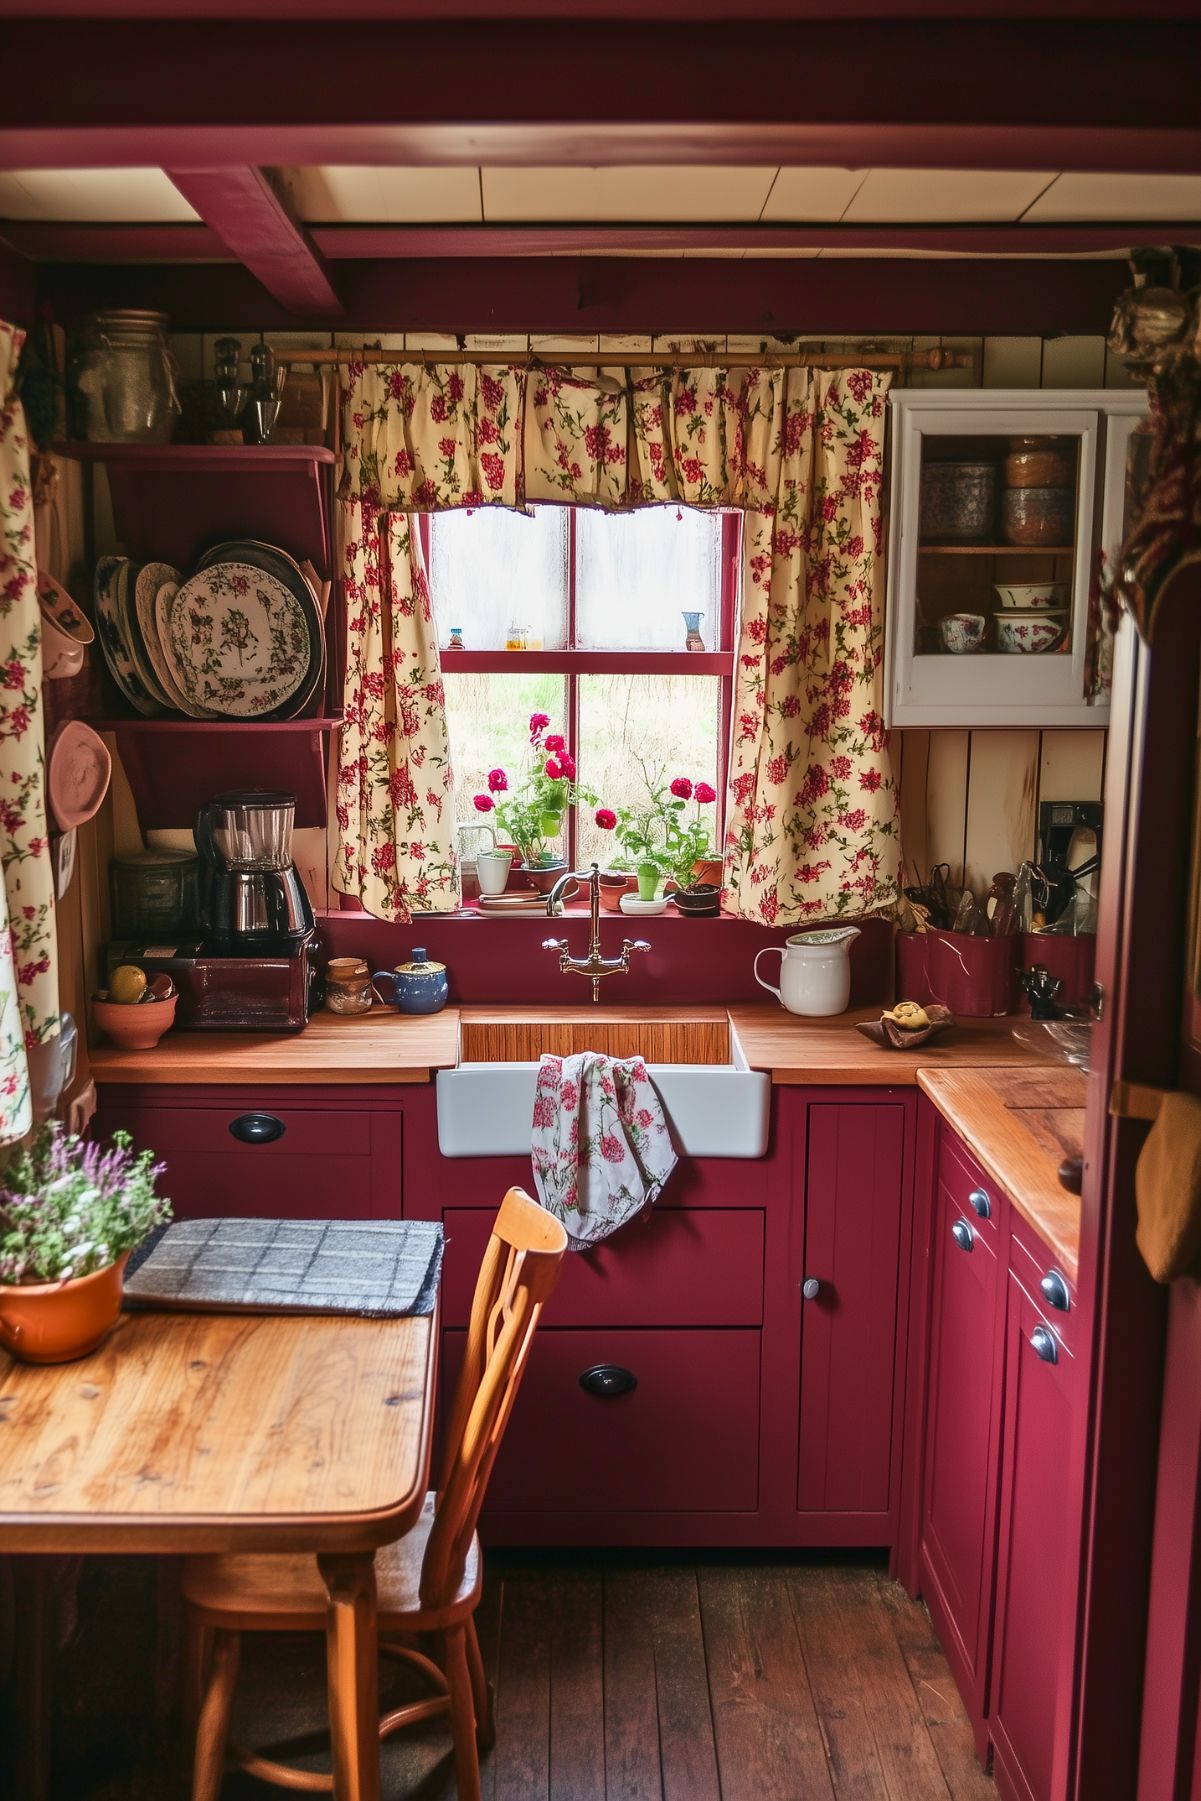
[436,1061,771,1159]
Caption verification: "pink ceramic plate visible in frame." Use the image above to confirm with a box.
[48,720,113,831]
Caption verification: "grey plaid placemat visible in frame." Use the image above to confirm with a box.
[123,1218,444,1318]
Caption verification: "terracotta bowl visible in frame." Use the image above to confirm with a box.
[93,991,177,1050]
[599,873,638,912]
[0,1252,129,1364]
[521,860,570,895]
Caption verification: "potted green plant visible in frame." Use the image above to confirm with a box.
[661,776,722,915]
[0,1124,171,1364]
[595,760,720,912]
[472,711,597,889]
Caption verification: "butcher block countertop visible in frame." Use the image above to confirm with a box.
[919,1065,1086,1279]
[727,1005,1057,1085]
[87,1007,463,1086]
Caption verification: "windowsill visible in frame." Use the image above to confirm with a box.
[319,902,737,924]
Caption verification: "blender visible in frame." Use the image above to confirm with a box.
[195,789,314,945]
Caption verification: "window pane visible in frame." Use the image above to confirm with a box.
[575,507,723,650]
[576,673,721,867]
[430,506,569,650]
[445,671,568,847]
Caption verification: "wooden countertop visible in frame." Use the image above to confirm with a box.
[727,1005,1058,1085]
[88,1007,463,1086]
[919,1066,1085,1279]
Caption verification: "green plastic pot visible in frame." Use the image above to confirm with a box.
[636,861,662,902]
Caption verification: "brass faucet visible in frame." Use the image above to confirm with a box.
[543,863,651,1002]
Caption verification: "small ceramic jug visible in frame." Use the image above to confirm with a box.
[754,927,861,1016]
[372,949,449,1015]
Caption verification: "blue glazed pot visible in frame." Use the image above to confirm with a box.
[371,948,449,1015]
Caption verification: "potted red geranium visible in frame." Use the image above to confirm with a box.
[472,711,597,891]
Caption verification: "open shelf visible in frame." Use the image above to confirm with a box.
[54,442,336,577]
[917,544,1075,557]
[96,715,341,831]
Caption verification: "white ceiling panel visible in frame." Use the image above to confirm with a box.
[481,165,777,222]
[1025,172,1201,221]
[760,168,867,221]
[282,166,482,222]
[843,169,1057,223]
[0,168,199,222]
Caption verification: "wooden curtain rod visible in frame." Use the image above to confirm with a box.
[273,345,973,372]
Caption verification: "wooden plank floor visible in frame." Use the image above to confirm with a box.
[40,1551,994,1800]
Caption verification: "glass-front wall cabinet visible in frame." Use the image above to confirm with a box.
[885,390,1147,728]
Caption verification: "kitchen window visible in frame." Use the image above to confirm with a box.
[427,505,739,869]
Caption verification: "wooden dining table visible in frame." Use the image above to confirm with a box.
[0,1303,438,1801]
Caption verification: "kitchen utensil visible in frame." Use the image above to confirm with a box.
[94,555,163,715]
[1002,485,1074,546]
[372,950,449,1015]
[939,613,986,654]
[993,582,1068,611]
[37,569,94,679]
[48,721,112,830]
[855,1004,955,1050]
[996,612,1067,654]
[160,561,314,718]
[753,926,861,1016]
[110,847,201,937]
[919,461,996,541]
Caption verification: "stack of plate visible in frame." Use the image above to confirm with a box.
[94,539,326,721]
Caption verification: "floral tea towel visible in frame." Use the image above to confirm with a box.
[530,1051,678,1250]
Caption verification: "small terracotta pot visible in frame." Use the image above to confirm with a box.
[93,991,177,1049]
[0,1253,129,1364]
[521,859,569,895]
[599,872,638,913]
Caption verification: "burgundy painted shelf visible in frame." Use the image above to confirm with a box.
[53,442,336,576]
[96,716,341,830]
[441,649,729,675]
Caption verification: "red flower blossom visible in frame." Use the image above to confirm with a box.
[595,808,616,831]
[473,793,495,812]
[544,757,563,781]
[670,776,693,800]
[487,767,508,793]
[557,751,576,780]
[544,733,565,753]
[694,782,717,804]
[529,711,550,738]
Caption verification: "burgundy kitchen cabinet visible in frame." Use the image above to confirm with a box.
[797,1100,910,1529]
[989,1247,1082,1801]
[92,1083,410,1221]
[918,1151,1006,1756]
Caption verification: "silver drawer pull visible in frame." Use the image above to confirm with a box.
[968,1187,992,1220]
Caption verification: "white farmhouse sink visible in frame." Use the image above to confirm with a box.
[436,1059,771,1159]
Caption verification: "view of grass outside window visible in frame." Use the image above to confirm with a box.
[431,505,733,874]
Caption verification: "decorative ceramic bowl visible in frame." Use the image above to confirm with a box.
[919,462,996,542]
[1002,486,1075,546]
[993,582,1069,612]
[93,991,177,1050]
[996,612,1067,654]
[48,721,113,831]
[939,613,987,655]
[37,569,95,679]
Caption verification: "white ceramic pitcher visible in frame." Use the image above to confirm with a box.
[753,927,861,1016]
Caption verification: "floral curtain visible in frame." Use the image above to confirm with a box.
[336,358,899,926]
[0,321,58,1141]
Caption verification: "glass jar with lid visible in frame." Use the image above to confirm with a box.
[72,310,181,443]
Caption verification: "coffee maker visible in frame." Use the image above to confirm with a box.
[196,790,315,945]
[109,791,318,1031]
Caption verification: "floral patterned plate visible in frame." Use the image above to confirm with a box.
[159,561,314,719]
[132,560,202,717]
[117,560,174,710]
[93,555,163,717]
[194,539,325,719]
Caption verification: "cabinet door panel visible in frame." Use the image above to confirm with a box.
[990,1273,1081,1801]
[920,1183,1001,1706]
[798,1102,906,1514]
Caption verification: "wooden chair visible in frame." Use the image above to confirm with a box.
[180,1187,568,1801]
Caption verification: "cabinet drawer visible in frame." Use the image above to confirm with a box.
[937,1125,1003,1243]
[93,1103,401,1221]
[1009,1219,1077,1353]
[440,1207,763,1328]
[444,1326,760,1513]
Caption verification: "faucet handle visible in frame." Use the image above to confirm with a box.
[542,937,569,953]
[624,938,652,954]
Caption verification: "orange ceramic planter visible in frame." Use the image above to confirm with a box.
[0,1252,129,1364]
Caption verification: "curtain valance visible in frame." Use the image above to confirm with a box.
[334,359,900,928]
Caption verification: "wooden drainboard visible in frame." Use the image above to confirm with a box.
[457,1006,730,1065]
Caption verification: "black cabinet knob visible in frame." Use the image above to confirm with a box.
[579,1364,637,1399]
[228,1112,286,1145]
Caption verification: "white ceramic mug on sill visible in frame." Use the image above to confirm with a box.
[476,850,514,896]
[754,927,861,1016]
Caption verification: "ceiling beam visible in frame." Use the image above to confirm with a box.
[3,19,1201,173]
[35,253,1128,338]
[6,1,1199,18]
[163,166,342,316]
[3,220,1195,263]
